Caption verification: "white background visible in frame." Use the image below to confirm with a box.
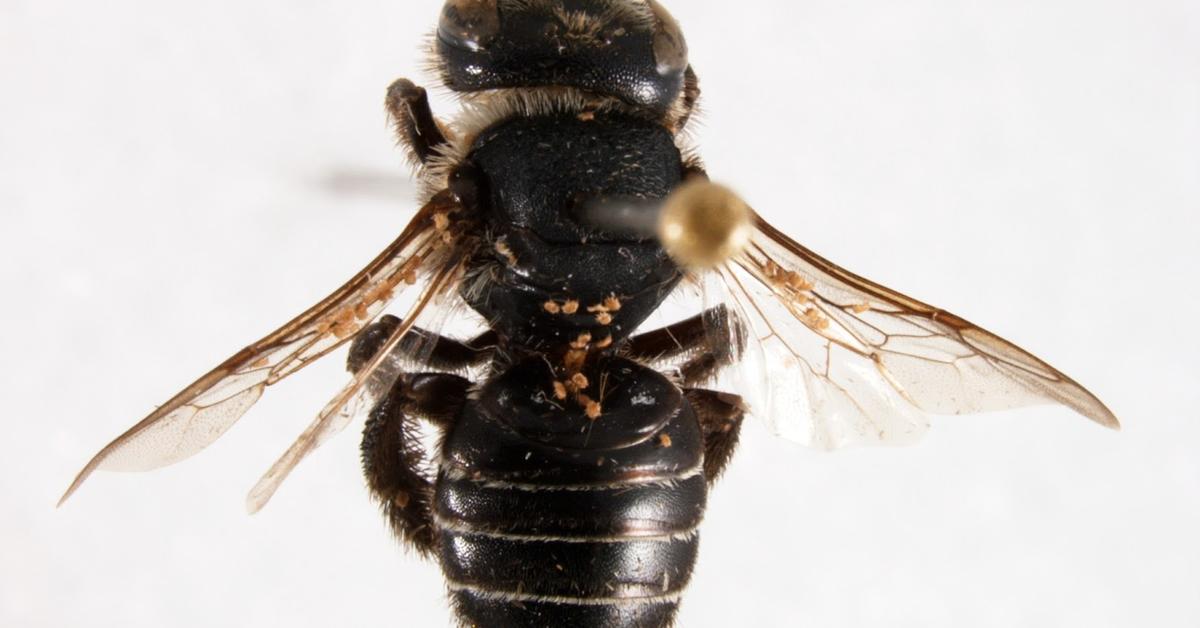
[3,0,1197,626]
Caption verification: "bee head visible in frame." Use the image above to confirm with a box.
[435,0,688,111]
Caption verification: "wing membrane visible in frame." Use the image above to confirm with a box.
[720,213,1118,449]
[59,192,465,505]
[244,260,467,513]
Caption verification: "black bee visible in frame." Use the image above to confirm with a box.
[60,1,1119,626]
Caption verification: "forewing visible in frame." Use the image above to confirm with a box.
[59,192,466,505]
[244,259,468,513]
[717,213,1118,449]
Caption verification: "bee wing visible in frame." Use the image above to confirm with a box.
[244,259,467,513]
[714,212,1118,450]
[59,191,466,506]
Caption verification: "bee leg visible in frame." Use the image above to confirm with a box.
[349,316,477,554]
[624,306,731,364]
[361,372,471,555]
[625,305,741,387]
[685,388,746,484]
[348,314,496,374]
[386,78,450,166]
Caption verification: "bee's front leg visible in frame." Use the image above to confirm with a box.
[385,78,450,166]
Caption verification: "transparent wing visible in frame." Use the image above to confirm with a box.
[244,260,469,513]
[59,191,469,506]
[714,212,1119,450]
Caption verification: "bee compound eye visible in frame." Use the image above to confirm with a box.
[647,0,688,75]
[438,0,500,52]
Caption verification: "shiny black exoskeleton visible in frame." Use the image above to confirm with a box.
[350,2,742,626]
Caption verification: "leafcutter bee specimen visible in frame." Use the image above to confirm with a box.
[60,1,1119,626]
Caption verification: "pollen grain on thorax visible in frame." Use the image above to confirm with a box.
[494,240,518,266]
[571,332,593,349]
[587,295,623,314]
[564,348,588,373]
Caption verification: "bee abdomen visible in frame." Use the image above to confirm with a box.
[437,475,703,627]
[450,589,683,628]
[435,363,705,628]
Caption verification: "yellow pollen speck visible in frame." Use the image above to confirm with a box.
[433,212,450,231]
[571,373,589,390]
[595,312,614,325]
[571,332,592,349]
[604,295,622,311]
[585,400,602,420]
[587,303,609,313]
[553,381,568,400]
[544,301,561,314]
[658,433,673,448]
[786,272,814,291]
[852,303,871,314]
[595,335,614,349]
[803,307,830,330]
[577,110,596,122]
[565,349,587,372]
[494,240,517,266]
[326,308,358,339]
[562,300,580,315]
[402,270,418,285]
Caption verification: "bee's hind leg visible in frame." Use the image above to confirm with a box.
[386,78,450,166]
[359,372,469,555]
[684,389,746,485]
[349,316,479,555]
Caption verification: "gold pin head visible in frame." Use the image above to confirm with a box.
[657,181,752,269]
